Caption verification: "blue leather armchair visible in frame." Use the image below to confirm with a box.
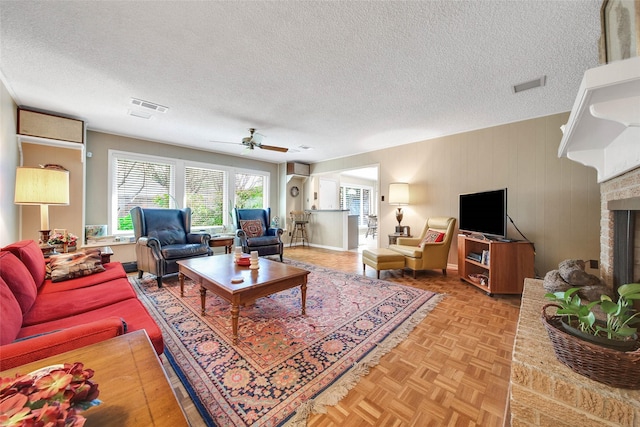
[234,208,284,261]
[131,207,211,287]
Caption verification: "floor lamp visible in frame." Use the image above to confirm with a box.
[388,182,409,233]
[14,166,70,255]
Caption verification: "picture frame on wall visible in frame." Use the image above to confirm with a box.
[600,0,640,63]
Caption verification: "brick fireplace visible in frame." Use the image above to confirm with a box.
[600,166,640,289]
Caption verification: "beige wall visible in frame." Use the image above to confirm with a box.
[0,79,20,246]
[311,112,601,276]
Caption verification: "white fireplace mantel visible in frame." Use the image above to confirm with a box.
[558,57,640,183]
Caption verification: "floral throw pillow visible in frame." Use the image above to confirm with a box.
[240,220,264,238]
[419,229,445,246]
[48,249,105,283]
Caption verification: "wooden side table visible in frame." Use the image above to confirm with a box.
[97,246,113,264]
[0,330,188,427]
[388,233,412,245]
[209,236,235,254]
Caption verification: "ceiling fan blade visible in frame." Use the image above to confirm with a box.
[259,144,288,153]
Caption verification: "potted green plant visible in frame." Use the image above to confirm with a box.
[544,283,640,351]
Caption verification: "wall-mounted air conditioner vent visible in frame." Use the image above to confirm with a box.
[131,98,168,113]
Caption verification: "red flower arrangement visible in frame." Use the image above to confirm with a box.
[0,362,100,427]
[47,232,78,246]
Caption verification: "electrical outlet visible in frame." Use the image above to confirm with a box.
[589,259,599,269]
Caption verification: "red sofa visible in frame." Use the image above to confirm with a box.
[0,240,163,370]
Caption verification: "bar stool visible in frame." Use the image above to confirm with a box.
[289,211,310,247]
[365,215,377,238]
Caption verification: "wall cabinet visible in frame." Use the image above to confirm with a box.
[457,235,535,295]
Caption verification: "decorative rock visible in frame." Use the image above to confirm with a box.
[543,269,570,294]
[558,259,602,287]
[579,284,614,301]
[544,259,612,302]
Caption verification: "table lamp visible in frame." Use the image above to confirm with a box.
[15,166,70,254]
[388,182,409,233]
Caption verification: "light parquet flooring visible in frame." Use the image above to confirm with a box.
[160,246,521,427]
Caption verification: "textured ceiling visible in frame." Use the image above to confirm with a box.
[0,1,602,164]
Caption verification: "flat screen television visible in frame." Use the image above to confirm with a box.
[459,188,507,239]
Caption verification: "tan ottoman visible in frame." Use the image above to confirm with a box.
[362,248,405,279]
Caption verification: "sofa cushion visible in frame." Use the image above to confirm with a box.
[240,219,264,238]
[2,240,46,288]
[18,298,164,355]
[420,229,445,245]
[161,243,210,260]
[246,235,280,247]
[0,277,23,345]
[39,262,127,294]
[21,277,136,326]
[0,251,38,314]
[48,249,105,282]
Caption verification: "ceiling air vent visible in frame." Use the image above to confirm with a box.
[128,109,152,119]
[513,76,546,94]
[131,98,168,113]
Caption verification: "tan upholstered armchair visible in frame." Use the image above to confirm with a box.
[389,217,456,278]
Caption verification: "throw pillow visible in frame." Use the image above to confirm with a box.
[240,220,264,238]
[49,249,105,283]
[419,229,445,246]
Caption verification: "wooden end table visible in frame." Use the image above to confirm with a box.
[388,233,412,245]
[97,246,113,264]
[0,330,188,427]
[208,235,235,254]
[178,254,310,344]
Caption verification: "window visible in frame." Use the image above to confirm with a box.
[340,185,373,226]
[185,166,226,227]
[111,154,175,232]
[235,172,264,209]
[109,150,269,234]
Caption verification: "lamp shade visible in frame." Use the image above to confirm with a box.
[14,167,70,205]
[388,182,409,205]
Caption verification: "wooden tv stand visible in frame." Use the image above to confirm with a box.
[457,235,534,296]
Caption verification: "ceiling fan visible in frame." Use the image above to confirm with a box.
[212,128,288,153]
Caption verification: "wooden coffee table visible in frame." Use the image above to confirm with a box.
[177,254,310,344]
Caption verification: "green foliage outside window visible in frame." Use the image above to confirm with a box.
[119,214,133,231]
[235,187,263,209]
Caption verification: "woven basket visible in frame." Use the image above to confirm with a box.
[541,303,640,389]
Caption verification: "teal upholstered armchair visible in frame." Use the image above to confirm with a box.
[131,207,211,287]
[234,208,284,261]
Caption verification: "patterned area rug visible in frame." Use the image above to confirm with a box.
[130,259,443,426]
